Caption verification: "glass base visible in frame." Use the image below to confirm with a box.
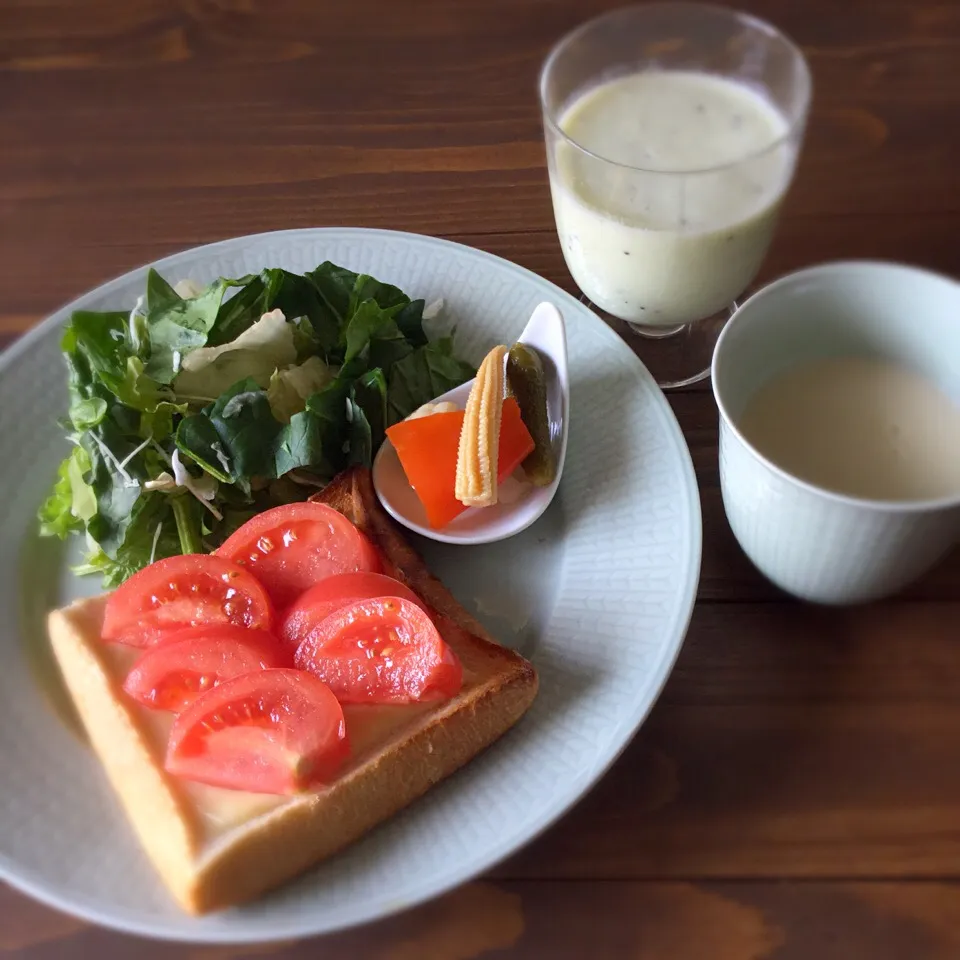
[579,297,737,389]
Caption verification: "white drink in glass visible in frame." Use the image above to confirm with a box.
[549,70,793,327]
[539,3,810,386]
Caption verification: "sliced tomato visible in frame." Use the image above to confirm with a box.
[280,572,427,653]
[215,502,380,610]
[165,668,348,795]
[294,597,462,704]
[102,554,274,648]
[122,626,288,713]
[385,396,535,529]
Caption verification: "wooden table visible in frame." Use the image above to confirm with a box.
[3,0,960,956]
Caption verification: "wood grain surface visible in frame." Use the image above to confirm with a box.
[2,0,960,956]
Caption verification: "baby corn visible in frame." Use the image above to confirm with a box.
[455,344,508,507]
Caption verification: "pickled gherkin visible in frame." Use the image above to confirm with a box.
[506,343,555,486]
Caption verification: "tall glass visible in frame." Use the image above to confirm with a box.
[540,3,811,387]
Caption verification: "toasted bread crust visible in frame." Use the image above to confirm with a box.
[49,467,538,913]
[49,597,200,906]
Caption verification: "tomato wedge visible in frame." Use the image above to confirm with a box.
[102,554,274,648]
[122,626,288,712]
[280,572,427,653]
[385,396,535,529]
[215,502,380,610]
[294,597,462,704]
[165,668,348,795]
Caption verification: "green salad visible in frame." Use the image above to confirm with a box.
[38,262,474,587]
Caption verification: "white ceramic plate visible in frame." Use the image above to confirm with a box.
[0,228,701,943]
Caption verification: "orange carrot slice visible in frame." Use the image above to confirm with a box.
[386,397,535,529]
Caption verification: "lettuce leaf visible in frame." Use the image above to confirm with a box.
[37,446,96,538]
[173,309,297,400]
[267,356,335,423]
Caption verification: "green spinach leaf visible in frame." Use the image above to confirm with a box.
[303,377,352,474]
[145,277,249,383]
[353,367,387,453]
[274,409,325,478]
[268,269,340,357]
[66,311,132,378]
[386,337,475,423]
[343,299,411,370]
[307,262,358,324]
[395,298,428,346]
[81,423,150,558]
[64,310,168,416]
[145,268,181,314]
[94,492,189,587]
[206,275,266,347]
[349,274,410,317]
[176,379,282,490]
[346,396,372,467]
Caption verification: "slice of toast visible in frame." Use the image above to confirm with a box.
[47,467,538,914]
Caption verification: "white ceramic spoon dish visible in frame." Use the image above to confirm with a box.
[373,302,569,545]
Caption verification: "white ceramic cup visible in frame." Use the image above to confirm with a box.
[712,261,960,604]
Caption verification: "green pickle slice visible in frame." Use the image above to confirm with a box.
[506,343,555,486]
